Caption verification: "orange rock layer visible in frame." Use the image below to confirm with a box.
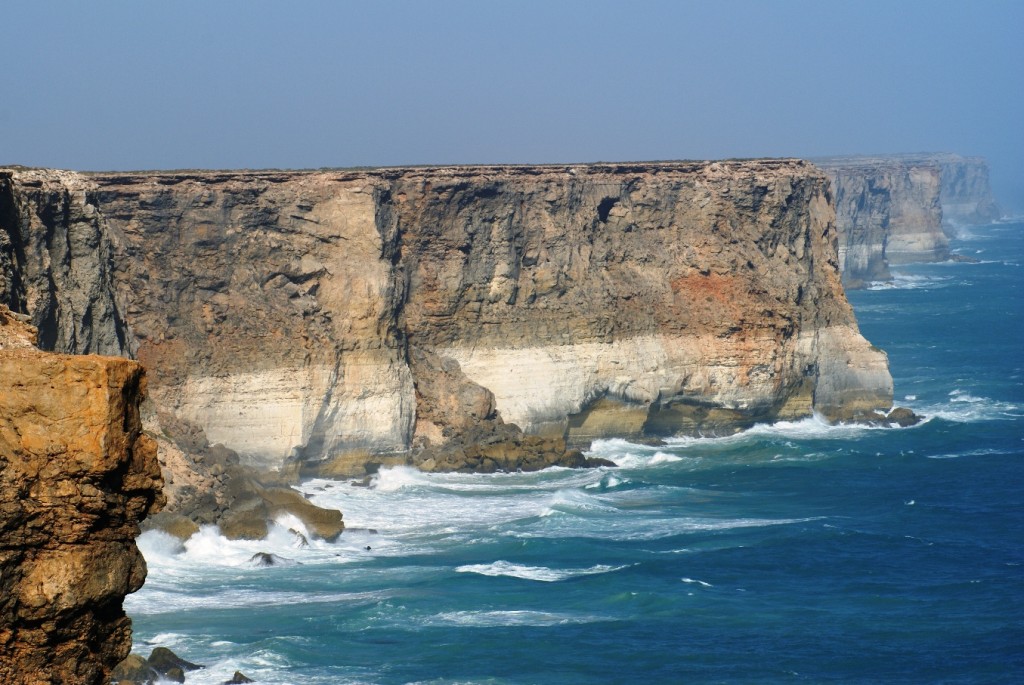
[0,307,164,685]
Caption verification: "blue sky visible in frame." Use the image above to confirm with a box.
[4,1,1022,206]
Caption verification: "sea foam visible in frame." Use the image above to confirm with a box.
[455,560,630,582]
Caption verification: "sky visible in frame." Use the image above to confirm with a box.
[4,0,1022,207]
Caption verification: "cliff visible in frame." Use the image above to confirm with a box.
[0,169,131,356]
[816,153,1003,286]
[1,161,894,481]
[0,305,164,685]
[815,156,947,286]
[929,153,1002,232]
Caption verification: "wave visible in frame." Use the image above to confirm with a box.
[515,514,821,542]
[455,560,630,582]
[867,272,954,290]
[907,389,1020,424]
[589,415,892,460]
[126,586,389,616]
[926,448,1012,460]
[681,577,713,588]
[426,610,609,628]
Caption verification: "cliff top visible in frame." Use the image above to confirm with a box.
[3,158,820,185]
[812,152,987,168]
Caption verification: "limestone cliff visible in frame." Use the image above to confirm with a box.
[929,153,1002,232]
[816,153,1003,285]
[0,305,164,685]
[1,161,893,478]
[815,156,947,286]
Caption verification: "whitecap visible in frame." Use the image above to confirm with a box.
[426,610,607,628]
[926,448,1010,460]
[681,577,713,587]
[911,390,1019,423]
[867,272,952,290]
[455,560,630,582]
[142,632,188,647]
[126,587,390,616]
[370,465,431,492]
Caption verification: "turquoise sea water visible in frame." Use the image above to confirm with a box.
[128,221,1024,684]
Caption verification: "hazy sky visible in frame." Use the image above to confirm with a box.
[4,1,1022,206]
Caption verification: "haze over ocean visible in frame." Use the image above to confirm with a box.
[3,1,1022,210]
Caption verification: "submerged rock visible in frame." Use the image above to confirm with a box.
[111,647,203,685]
[249,552,296,567]
[886,406,921,427]
[148,646,203,674]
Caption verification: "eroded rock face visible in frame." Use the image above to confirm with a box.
[0,306,164,685]
[0,169,131,356]
[2,162,894,478]
[816,156,947,286]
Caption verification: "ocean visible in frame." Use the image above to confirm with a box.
[127,220,1024,684]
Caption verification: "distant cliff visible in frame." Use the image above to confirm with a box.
[816,156,946,286]
[1,161,894,480]
[816,154,1002,286]
[0,305,163,685]
[929,153,1002,232]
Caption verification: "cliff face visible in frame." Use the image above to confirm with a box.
[815,157,947,285]
[2,161,893,476]
[0,169,131,356]
[817,153,1003,285]
[0,306,163,685]
[931,153,1002,232]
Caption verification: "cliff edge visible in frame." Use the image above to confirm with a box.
[0,305,164,685]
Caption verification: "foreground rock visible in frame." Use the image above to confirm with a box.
[0,306,164,685]
[3,161,894,485]
[111,646,203,685]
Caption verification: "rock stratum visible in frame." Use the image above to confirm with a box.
[1,161,894,486]
[817,154,1001,286]
[0,305,164,685]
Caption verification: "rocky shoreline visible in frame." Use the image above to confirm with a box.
[0,157,951,682]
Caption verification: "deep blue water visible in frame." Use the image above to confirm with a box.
[128,221,1024,684]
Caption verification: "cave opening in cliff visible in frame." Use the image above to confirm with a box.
[597,196,617,223]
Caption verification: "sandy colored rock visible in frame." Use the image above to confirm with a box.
[0,306,164,685]
[3,162,894,480]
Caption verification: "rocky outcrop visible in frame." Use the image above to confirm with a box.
[1,162,894,482]
[0,305,163,685]
[815,156,947,286]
